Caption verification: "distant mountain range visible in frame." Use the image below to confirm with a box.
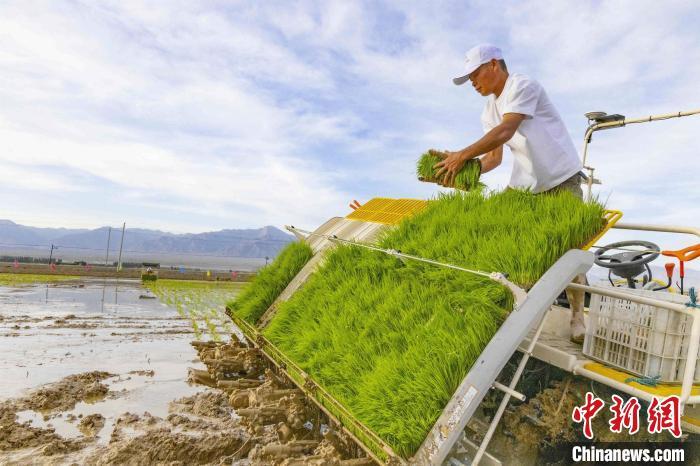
[0,220,294,259]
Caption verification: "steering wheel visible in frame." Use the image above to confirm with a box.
[594,241,661,288]
[594,240,660,269]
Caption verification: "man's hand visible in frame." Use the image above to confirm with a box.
[433,150,466,187]
[433,113,525,185]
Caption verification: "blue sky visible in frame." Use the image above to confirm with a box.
[1,0,698,245]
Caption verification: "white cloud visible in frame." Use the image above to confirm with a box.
[0,124,348,229]
[0,162,87,192]
[0,1,361,231]
[0,0,697,256]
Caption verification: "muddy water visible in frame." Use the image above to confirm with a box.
[0,278,238,462]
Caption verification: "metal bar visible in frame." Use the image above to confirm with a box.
[622,109,700,126]
[581,126,595,199]
[611,223,700,239]
[680,313,700,407]
[117,222,126,271]
[589,245,659,254]
[581,108,700,198]
[288,225,527,308]
[566,283,694,316]
[492,381,526,402]
[585,110,700,157]
[454,435,503,466]
[473,311,549,465]
[287,226,496,279]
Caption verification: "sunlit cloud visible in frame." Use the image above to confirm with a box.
[0,0,697,245]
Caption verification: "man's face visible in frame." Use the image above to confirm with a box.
[469,60,498,96]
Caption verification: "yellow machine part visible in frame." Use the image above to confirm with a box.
[584,362,700,429]
[582,209,623,250]
[345,198,428,225]
[346,199,621,240]
[583,362,700,397]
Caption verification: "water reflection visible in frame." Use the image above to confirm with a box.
[0,278,193,399]
[21,279,163,318]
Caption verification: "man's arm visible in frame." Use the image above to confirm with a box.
[434,113,525,182]
[479,145,503,174]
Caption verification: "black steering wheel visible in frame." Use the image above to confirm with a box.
[594,240,661,288]
[594,240,660,269]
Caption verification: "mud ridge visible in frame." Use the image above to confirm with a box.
[189,339,377,465]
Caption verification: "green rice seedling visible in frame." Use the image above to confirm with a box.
[416,150,482,191]
[144,278,244,341]
[263,189,605,457]
[264,246,513,457]
[0,273,82,286]
[204,314,221,342]
[228,240,314,324]
[222,319,233,334]
[191,319,202,340]
[380,189,605,288]
[146,279,241,316]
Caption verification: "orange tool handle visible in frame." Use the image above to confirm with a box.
[664,262,675,278]
[662,243,700,262]
[662,244,700,278]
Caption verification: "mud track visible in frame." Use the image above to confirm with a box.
[190,339,376,465]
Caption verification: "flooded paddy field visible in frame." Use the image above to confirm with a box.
[0,276,245,464]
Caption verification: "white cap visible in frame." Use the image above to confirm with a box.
[453,44,503,85]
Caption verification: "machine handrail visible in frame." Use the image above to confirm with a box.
[612,222,700,240]
[582,109,700,165]
[581,108,700,199]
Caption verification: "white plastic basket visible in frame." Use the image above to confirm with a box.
[583,288,699,383]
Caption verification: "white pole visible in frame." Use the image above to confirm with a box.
[104,226,112,266]
[117,222,126,272]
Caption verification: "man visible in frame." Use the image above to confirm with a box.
[435,43,586,343]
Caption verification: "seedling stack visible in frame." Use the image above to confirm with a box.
[228,189,605,458]
[416,150,482,191]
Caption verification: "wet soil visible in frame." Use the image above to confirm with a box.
[0,362,247,465]
[84,391,247,465]
[0,279,372,465]
[0,279,222,464]
[0,340,376,465]
[78,413,105,438]
[0,371,112,458]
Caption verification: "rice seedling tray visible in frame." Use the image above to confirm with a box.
[228,191,610,464]
[231,249,595,464]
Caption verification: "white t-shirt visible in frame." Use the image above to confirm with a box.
[481,73,582,193]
